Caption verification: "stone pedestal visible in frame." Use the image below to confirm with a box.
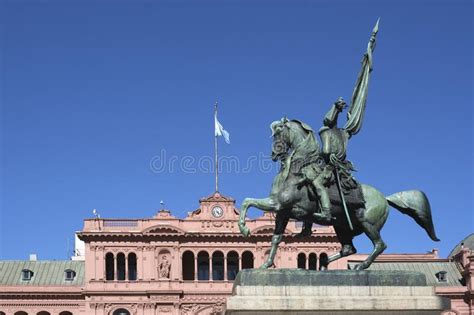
[225,269,450,315]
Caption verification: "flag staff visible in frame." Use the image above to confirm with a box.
[214,102,219,192]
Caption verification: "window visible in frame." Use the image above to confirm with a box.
[197,251,210,280]
[227,251,239,280]
[113,309,130,315]
[37,312,51,315]
[212,251,224,280]
[182,251,195,280]
[308,253,317,270]
[297,253,306,269]
[117,253,126,280]
[14,312,28,315]
[319,253,328,270]
[436,271,447,282]
[105,252,114,280]
[242,251,254,269]
[21,269,33,281]
[128,253,137,281]
[59,312,73,315]
[64,269,76,281]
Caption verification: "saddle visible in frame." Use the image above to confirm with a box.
[327,183,365,209]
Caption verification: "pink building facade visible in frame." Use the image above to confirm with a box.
[0,192,472,315]
[79,192,345,315]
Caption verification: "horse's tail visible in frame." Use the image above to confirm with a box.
[386,190,440,242]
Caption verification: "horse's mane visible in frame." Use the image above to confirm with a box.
[289,119,313,135]
[286,119,320,154]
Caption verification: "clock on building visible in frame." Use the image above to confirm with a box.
[211,206,224,218]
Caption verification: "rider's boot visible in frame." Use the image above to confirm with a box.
[312,186,333,223]
[313,206,332,223]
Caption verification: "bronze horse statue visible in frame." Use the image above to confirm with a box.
[238,118,439,270]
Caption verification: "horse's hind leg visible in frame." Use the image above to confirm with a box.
[355,221,387,270]
[260,212,289,269]
[323,226,357,270]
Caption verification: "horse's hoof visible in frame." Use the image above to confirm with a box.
[354,263,367,271]
[259,262,274,269]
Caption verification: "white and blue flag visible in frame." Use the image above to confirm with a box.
[214,111,230,144]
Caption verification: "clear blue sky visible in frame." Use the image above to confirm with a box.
[1,0,472,260]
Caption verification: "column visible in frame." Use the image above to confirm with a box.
[101,249,106,280]
[238,254,242,271]
[92,247,97,280]
[114,255,118,281]
[224,255,228,281]
[210,255,213,281]
[194,255,198,281]
[125,255,129,280]
[140,246,145,280]
[175,247,181,281]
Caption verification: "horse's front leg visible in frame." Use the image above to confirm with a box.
[239,197,278,237]
[260,212,289,269]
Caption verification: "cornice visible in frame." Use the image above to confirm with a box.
[0,292,84,300]
[79,232,338,243]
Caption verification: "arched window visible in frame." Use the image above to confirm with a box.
[117,252,126,280]
[212,251,224,280]
[14,312,28,315]
[0,312,6,315]
[105,252,114,280]
[227,251,239,280]
[113,309,130,315]
[197,251,210,280]
[297,253,306,269]
[182,251,195,280]
[308,253,317,270]
[128,253,137,281]
[319,252,328,270]
[59,312,73,315]
[242,251,254,269]
[37,312,51,315]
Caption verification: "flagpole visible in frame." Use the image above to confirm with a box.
[214,102,219,192]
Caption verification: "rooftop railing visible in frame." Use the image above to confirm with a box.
[103,220,139,227]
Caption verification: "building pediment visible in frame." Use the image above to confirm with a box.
[199,192,235,203]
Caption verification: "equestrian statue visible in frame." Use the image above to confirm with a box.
[238,19,440,271]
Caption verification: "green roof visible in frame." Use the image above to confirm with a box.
[449,233,474,258]
[348,261,463,286]
[0,260,84,286]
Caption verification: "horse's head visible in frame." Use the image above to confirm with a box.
[270,117,315,161]
[270,117,290,161]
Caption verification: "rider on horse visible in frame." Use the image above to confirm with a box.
[298,97,359,223]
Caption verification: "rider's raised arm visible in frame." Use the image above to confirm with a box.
[319,97,348,161]
[322,97,346,128]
